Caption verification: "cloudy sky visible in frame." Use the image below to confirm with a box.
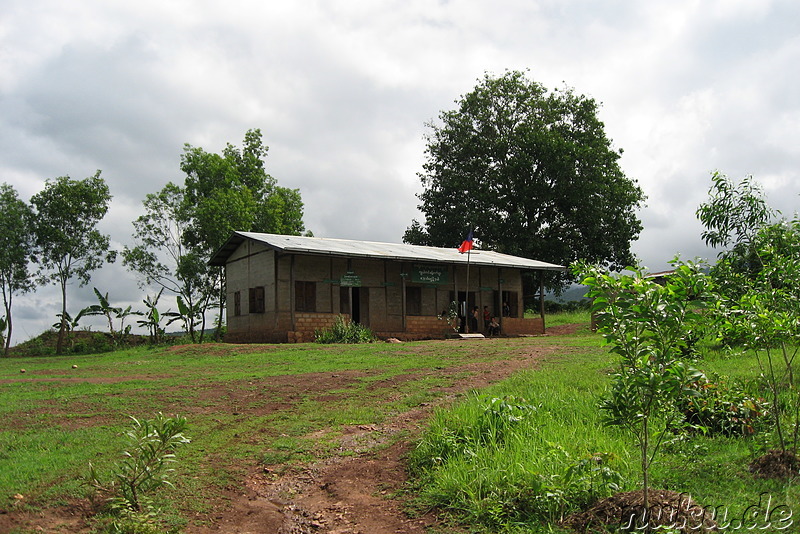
[2,0,799,341]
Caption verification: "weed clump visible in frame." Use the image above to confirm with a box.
[677,374,770,436]
[315,315,376,344]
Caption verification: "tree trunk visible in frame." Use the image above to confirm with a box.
[199,305,206,344]
[56,281,67,355]
[3,295,11,356]
[767,348,786,451]
[641,417,650,532]
[4,312,11,356]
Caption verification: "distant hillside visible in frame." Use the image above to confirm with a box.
[548,284,589,302]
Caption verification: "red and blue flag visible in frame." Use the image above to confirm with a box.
[458,230,474,253]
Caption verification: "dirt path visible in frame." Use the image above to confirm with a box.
[2,326,580,533]
[190,335,575,534]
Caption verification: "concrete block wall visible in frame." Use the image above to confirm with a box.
[501,317,545,335]
[226,241,276,336]
[287,312,340,343]
[404,315,452,336]
[224,329,287,344]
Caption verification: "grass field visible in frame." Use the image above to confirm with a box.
[1,317,798,532]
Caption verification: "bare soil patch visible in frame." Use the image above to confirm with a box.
[1,329,577,533]
[749,449,800,480]
[562,489,719,533]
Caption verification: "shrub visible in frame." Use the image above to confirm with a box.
[86,413,190,523]
[315,315,376,344]
[677,374,770,436]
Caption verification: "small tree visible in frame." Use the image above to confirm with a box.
[0,183,36,355]
[696,171,776,254]
[31,172,116,354]
[697,173,800,456]
[696,171,776,302]
[577,261,709,523]
[716,219,800,455]
[122,184,211,343]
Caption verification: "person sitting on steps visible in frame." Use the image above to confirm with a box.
[488,316,500,336]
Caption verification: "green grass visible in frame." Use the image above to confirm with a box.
[409,330,631,531]
[0,338,562,530]
[3,326,799,533]
[408,331,800,533]
[544,309,592,327]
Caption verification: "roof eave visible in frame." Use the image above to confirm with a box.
[209,231,567,272]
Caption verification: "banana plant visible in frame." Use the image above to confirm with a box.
[165,295,201,343]
[79,288,142,345]
[137,289,166,345]
[53,311,81,332]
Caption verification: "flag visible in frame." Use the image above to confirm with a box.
[458,230,473,253]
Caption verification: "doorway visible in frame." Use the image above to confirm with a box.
[450,291,476,333]
[351,287,369,326]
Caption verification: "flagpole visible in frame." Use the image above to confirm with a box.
[457,230,474,334]
[465,246,471,333]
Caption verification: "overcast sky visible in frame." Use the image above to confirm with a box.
[2,0,799,342]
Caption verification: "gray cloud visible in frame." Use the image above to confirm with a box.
[2,0,799,343]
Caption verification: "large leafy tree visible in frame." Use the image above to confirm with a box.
[180,128,306,255]
[0,183,36,355]
[123,129,306,341]
[30,172,116,354]
[405,71,645,289]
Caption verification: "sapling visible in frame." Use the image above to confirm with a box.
[716,219,800,455]
[87,413,190,516]
[577,261,709,526]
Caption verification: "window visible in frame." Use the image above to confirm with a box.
[233,291,241,316]
[405,286,422,315]
[295,281,316,312]
[249,286,265,314]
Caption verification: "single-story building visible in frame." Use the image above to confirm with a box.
[209,232,566,343]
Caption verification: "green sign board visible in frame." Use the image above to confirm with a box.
[340,271,361,287]
[412,264,449,285]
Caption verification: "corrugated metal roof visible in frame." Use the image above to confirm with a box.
[210,231,566,271]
